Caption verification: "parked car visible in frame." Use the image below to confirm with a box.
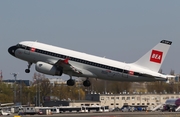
[137,107,143,111]
[121,107,135,112]
[18,111,25,115]
[121,107,129,112]
[112,107,121,112]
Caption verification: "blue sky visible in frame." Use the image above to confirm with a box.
[1,0,180,81]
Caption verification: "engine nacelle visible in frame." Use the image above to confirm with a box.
[35,61,62,76]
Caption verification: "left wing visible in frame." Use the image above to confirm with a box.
[53,58,96,77]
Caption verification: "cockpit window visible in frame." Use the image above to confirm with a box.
[16,44,24,48]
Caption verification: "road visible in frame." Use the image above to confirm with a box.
[11,112,180,117]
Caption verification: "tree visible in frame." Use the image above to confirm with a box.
[170,69,175,75]
[40,78,52,101]
[0,82,13,103]
[108,81,132,93]
[87,79,132,94]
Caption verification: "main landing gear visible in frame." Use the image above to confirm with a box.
[83,78,91,87]
[67,75,75,86]
[25,62,32,73]
[66,76,91,87]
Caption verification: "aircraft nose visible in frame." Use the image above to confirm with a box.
[8,46,17,56]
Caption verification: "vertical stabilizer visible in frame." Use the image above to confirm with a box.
[133,40,172,72]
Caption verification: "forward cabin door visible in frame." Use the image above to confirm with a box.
[23,43,37,63]
[123,65,130,78]
[24,43,33,55]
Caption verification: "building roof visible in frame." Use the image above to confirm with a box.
[3,80,32,86]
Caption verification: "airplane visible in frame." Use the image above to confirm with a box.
[161,98,180,112]
[165,98,180,106]
[8,40,172,87]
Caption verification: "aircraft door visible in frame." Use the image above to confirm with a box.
[24,43,33,55]
[23,43,38,63]
[123,65,130,78]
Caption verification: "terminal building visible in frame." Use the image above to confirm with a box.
[85,93,180,110]
[43,92,180,110]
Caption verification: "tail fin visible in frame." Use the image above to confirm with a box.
[133,40,172,72]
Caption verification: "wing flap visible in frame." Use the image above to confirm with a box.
[55,58,83,74]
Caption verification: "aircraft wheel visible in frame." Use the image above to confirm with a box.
[25,69,30,73]
[83,80,91,87]
[67,79,75,86]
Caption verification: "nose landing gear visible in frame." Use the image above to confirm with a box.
[25,62,32,73]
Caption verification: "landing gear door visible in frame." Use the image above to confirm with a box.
[24,43,33,55]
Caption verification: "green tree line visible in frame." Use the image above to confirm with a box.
[0,70,179,105]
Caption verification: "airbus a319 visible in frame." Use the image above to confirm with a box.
[8,40,172,87]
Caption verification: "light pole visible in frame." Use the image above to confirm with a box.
[20,79,22,105]
[38,79,40,107]
[78,89,80,100]
[34,77,38,106]
[10,73,18,104]
[104,80,107,94]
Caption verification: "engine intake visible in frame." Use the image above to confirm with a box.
[35,61,63,76]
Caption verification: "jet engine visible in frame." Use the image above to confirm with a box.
[35,61,63,76]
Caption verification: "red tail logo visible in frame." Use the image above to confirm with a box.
[150,50,163,63]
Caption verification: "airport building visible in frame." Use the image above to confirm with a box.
[43,92,180,110]
[2,79,32,86]
[85,93,180,110]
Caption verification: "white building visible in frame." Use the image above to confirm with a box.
[48,78,66,86]
[85,93,180,110]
